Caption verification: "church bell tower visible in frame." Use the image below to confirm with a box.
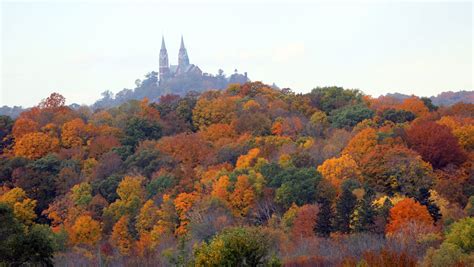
[159,36,170,83]
[178,35,190,67]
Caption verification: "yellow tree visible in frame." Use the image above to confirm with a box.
[0,187,37,225]
[13,199,37,225]
[342,128,378,163]
[310,110,329,126]
[70,182,92,207]
[243,99,261,111]
[211,175,231,203]
[104,176,145,221]
[13,132,60,159]
[281,203,299,232]
[192,95,237,129]
[117,176,145,203]
[317,154,361,191]
[174,192,200,236]
[229,175,255,218]
[12,118,39,139]
[149,222,171,249]
[61,118,89,148]
[70,215,102,246]
[135,233,154,258]
[136,200,160,236]
[437,116,474,151]
[235,148,260,169]
[200,123,236,142]
[0,187,27,206]
[398,97,429,117]
[111,216,133,256]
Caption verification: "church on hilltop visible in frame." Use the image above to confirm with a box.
[158,36,249,88]
[159,36,203,84]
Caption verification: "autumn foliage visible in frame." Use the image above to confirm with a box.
[386,198,433,235]
[14,132,60,159]
[111,216,133,256]
[317,154,361,191]
[405,121,466,168]
[70,215,101,246]
[0,87,472,266]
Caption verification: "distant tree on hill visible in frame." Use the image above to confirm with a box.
[309,86,363,113]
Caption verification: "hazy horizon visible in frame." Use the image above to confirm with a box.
[1,1,472,107]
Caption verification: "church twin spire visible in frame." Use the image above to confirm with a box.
[159,35,189,68]
[159,35,170,81]
[178,35,189,67]
[159,35,191,82]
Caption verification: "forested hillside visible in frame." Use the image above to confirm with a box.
[0,82,473,266]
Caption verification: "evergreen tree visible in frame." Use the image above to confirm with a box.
[374,197,393,234]
[314,197,333,237]
[0,204,54,266]
[353,185,377,232]
[415,187,441,222]
[334,187,357,233]
[12,224,55,267]
[380,197,393,219]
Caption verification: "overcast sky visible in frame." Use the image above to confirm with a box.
[1,1,472,107]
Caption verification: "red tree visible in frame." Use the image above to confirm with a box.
[405,121,466,168]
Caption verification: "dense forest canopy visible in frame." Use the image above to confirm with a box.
[0,83,473,266]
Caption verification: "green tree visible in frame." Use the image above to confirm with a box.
[329,104,374,129]
[121,116,162,149]
[92,174,122,203]
[421,97,438,111]
[71,182,92,207]
[124,148,173,178]
[315,197,333,237]
[193,227,279,266]
[309,86,363,113]
[381,109,416,123]
[0,203,23,263]
[12,224,55,266]
[360,145,434,197]
[0,115,14,154]
[464,196,474,216]
[353,185,377,232]
[0,203,54,266]
[445,217,474,254]
[424,242,469,267]
[270,167,321,208]
[334,187,357,233]
[146,174,177,198]
[414,188,441,222]
[423,218,474,267]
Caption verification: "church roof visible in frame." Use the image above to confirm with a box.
[170,65,178,73]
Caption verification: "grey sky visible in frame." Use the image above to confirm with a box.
[1,1,472,107]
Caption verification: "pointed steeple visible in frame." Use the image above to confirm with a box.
[159,35,169,83]
[161,35,167,51]
[178,35,190,67]
[180,35,185,50]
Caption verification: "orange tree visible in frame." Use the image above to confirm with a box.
[386,198,433,235]
[13,132,60,159]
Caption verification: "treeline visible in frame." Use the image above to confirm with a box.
[0,82,473,266]
[92,70,249,110]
